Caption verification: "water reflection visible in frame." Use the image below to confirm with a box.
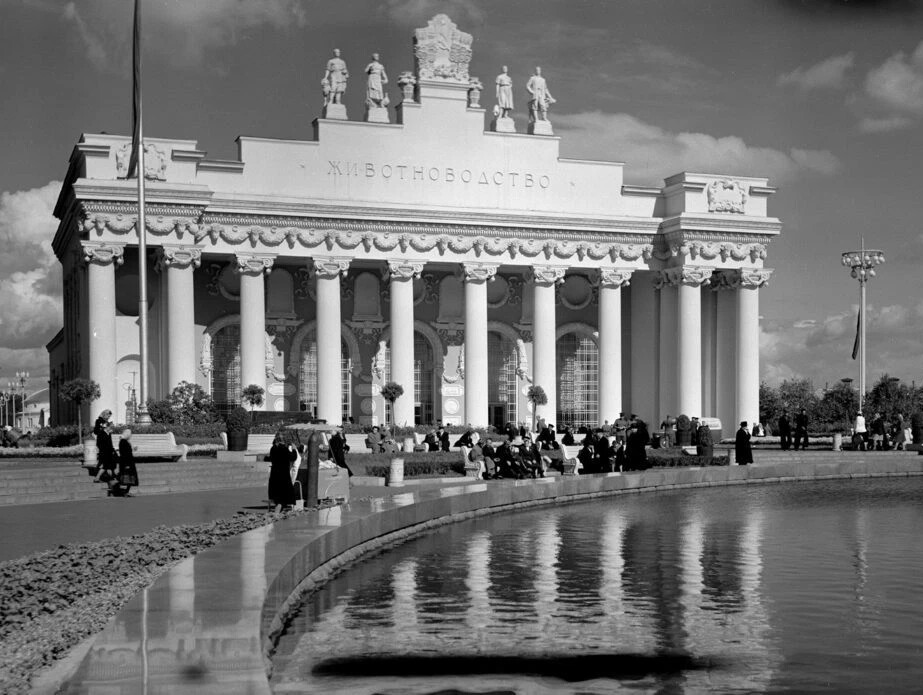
[275,479,923,694]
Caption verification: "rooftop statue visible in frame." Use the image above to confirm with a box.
[322,48,349,119]
[495,65,513,118]
[413,14,473,83]
[365,53,391,123]
[526,67,555,122]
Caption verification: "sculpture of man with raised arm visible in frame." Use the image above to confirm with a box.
[526,66,555,122]
[495,65,513,118]
[323,48,349,106]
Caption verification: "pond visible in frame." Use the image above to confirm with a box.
[271,477,923,694]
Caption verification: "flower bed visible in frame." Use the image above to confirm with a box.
[0,506,330,694]
[648,447,729,467]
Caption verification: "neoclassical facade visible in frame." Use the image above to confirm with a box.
[48,15,779,436]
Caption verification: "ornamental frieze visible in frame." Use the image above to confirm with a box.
[413,14,473,83]
[671,240,767,263]
[707,179,748,214]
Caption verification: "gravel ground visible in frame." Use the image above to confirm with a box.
[0,505,329,694]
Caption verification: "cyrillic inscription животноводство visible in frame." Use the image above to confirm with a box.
[327,160,551,189]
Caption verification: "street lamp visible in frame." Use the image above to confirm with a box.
[7,382,15,429]
[841,245,885,412]
[0,389,7,427]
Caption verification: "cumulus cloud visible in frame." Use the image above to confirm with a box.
[858,115,913,133]
[555,111,841,185]
[854,40,923,133]
[760,303,923,386]
[51,0,308,70]
[778,52,854,90]
[0,182,62,352]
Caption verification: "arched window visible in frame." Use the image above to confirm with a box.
[488,332,518,429]
[557,333,599,429]
[211,325,241,410]
[299,340,352,422]
[379,332,437,425]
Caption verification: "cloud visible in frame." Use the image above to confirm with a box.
[760,303,923,386]
[379,0,484,25]
[778,52,854,90]
[554,111,841,185]
[0,182,62,352]
[855,40,923,133]
[45,0,309,70]
[857,115,913,133]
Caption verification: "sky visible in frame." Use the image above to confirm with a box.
[1,0,922,398]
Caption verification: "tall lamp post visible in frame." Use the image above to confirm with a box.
[0,389,7,427]
[841,246,885,412]
[15,371,29,429]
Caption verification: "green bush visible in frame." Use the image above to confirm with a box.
[354,451,465,478]
[648,447,728,467]
[225,407,251,433]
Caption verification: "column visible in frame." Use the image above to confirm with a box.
[83,243,124,418]
[735,269,772,428]
[597,268,633,425]
[657,272,677,421]
[386,260,423,427]
[463,263,498,427]
[236,254,274,409]
[675,267,712,418]
[313,257,350,425]
[714,272,737,438]
[701,284,717,418]
[158,247,201,389]
[630,271,659,426]
[530,266,566,427]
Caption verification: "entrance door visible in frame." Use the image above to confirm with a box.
[489,404,506,431]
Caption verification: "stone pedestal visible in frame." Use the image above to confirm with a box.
[528,120,554,136]
[366,106,390,123]
[323,104,348,120]
[491,116,515,133]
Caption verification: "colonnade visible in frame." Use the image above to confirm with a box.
[81,240,769,431]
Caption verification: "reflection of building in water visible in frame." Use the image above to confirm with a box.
[533,515,560,636]
[48,12,779,436]
[62,528,271,693]
[465,531,491,635]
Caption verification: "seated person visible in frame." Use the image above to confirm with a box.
[466,432,497,479]
[379,429,399,454]
[578,434,599,473]
[536,424,558,450]
[561,426,576,446]
[521,433,548,478]
[497,436,530,479]
[454,427,475,449]
[366,426,383,453]
[424,429,439,452]
[437,426,451,452]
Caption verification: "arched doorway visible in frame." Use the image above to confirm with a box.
[211,324,241,411]
[556,332,599,429]
[377,328,439,426]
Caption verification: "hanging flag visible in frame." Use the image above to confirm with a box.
[126,0,142,179]
[851,309,860,360]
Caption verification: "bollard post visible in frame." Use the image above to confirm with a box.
[306,431,320,506]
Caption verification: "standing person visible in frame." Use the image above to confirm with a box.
[614,412,629,446]
[793,408,810,450]
[659,414,676,447]
[778,411,792,451]
[328,426,353,477]
[854,412,867,450]
[696,420,713,461]
[113,429,139,497]
[267,434,297,511]
[626,421,650,471]
[870,413,886,451]
[735,421,754,465]
[892,414,907,451]
[93,421,118,483]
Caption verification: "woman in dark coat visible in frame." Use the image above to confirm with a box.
[113,429,139,496]
[93,421,118,483]
[735,421,754,464]
[626,421,650,471]
[268,435,298,510]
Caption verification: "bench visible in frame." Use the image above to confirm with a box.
[559,444,582,475]
[131,433,188,461]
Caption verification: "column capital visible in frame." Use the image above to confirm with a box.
[461,262,499,283]
[528,265,567,286]
[235,253,275,276]
[156,246,202,271]
[656,265,713,289]
[81,241,125,267]
[734,267,773,289]
[311,256,351,280]
[594,267,633,289]
[385,260,424,281]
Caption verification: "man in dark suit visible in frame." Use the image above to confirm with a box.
[778,411,792,450]
[793,408,809,450]
[328,427,353,477]
[735,421,753,464]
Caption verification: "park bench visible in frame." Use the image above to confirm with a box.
[131,433,188,461]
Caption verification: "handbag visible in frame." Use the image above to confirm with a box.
[293,481,305,511]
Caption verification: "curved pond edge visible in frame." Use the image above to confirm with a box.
[53,455,923,694]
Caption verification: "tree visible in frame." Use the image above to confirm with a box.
[864,374,915,422]
[59,378,101,443]
[527,384,548,433]
[148,381,217,426]
[778,378,819,419]
[759,381,782,428]
[380,381,404,426]
[815,381,859,432]
[241,384,265,425]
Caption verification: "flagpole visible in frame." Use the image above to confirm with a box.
[134,0,151,425]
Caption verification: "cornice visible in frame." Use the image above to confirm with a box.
[72,180,214,207]
[659,213,782,237]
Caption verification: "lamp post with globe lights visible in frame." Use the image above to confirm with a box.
[841,246,885,412]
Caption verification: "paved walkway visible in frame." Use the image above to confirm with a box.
[0,480,421,563]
